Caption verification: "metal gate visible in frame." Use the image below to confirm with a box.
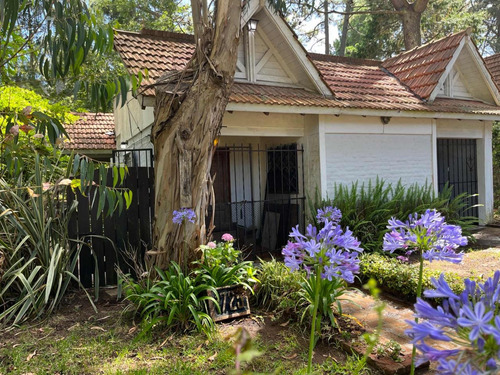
[208,143,306,258]
[437,138,478,218]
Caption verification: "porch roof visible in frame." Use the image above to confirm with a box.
[114,29,500,117]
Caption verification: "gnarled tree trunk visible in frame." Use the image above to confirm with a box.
[150,1,242,270]
[390,0,429,50]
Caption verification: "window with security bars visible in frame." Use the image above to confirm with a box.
[266,144,299,194]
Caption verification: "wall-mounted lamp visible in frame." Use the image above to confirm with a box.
[380,116,391,125]
[120,141,128,150]
[248,19,259,32]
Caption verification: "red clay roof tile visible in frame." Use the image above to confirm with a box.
[64,113,115,150]
[113,29,500,116]
[485,53,500,88]
[382,31,467,99]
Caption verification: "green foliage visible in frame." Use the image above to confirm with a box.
[359,253,470,300]
[297,273,346,329]
[493,122,500,209]
[0,155,96,326]
[199,240,241,268]
[254,259,350,337]
[124,262,219,334]
[194,239,258,293]
[253,258,303,314]
[309,178,476,253]
[338,0,486,59]
[1,0,135,112]
[91,0,192,33]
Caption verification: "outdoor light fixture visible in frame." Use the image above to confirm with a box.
[248,19,258,32]
[120,141,128,149]
[380,116,391,125]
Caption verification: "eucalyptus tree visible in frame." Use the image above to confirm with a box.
[147,0,287,269]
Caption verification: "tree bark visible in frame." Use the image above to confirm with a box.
[390,0,429,50]
[324,1,330,55]
[150,0,242,271]
[338,0,353,56]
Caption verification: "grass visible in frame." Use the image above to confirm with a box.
[0,294,374,375]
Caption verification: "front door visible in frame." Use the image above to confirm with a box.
[437,138,478,218]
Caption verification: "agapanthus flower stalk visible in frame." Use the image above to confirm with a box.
[382,209,467,375]
[282,206,362,373]
[406,272,500,374]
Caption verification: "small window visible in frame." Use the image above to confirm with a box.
[266,144,299,194]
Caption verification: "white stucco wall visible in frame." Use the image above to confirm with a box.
[114,93,154,148]
[316,115,494,223]
[319,115,434,195]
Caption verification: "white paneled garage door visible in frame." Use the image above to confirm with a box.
[324,134,433,194]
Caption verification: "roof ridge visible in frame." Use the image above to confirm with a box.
[141,29,194,42]
[309,53,381,66]
[115,28,195,43]
[383,29,468,66]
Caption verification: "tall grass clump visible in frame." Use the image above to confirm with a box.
[0,155,96,327]
[309,178,476,253]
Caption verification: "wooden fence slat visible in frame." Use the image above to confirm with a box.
[76,190,93,288]
[126,167,140,253]
[90,186,106,286]
[68,163,155,286]
[103,171,118,285]
[138,167,153,258]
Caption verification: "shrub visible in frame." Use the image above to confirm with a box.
[359,253,472,300]
[195,235,258,292]
[309,178,476,253]
[124,262,218,333]
[0,155,97,326]
[253,258,303,314]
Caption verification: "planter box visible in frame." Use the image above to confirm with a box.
[207,285,251,322]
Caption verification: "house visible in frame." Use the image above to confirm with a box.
[113,2,500,252]
[64,112,116,162]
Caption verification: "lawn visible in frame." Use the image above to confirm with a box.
[0,290,374,375]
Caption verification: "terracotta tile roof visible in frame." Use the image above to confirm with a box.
[65,113,115,150]
[382,30,468,99]
[114,29,195,96]
[311,55,423,108]
[485,53,500,87]
[114,29,500,116]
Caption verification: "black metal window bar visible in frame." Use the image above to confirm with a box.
[112,148,154,168]
[208,143,306,258]
[437,138,479,218]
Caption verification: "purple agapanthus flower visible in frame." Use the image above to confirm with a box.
[406,271,500,374]
[316,206,342,224]
[172,208,196,224]
[282,207,362,284]
[382,209,466,264]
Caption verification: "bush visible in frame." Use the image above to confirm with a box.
[0,155,94,326]
[309,178,476,253]
[358,253,471,300]
[194,237,258,292]
[252,258,303,314]
[124,262,219,333]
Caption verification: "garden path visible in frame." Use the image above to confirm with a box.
[341,226,500,374]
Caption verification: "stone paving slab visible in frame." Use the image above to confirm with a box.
[340,289,459,374]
